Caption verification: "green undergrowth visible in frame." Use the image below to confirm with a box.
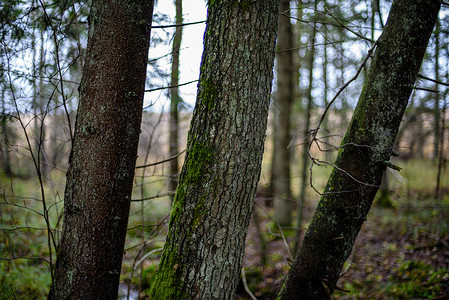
[334,188,449,299]
[1,155,448,299]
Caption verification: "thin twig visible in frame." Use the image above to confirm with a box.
[152,20,205,29]
[131,191,175,202]
[135,149,186,169]
[418,73,449,87]
[39,0,73,142]
[312,41,377,143]
[144,80,198,93]
[414,86,440,93]
[324,6,374,43]
[134,248,164,270]
[6,41,56,282]
[241,267,258,300]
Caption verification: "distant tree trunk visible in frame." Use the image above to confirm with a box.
[0,86,12,177]
[436,71,448,200]
[336,24,348,129]
[321,6,332,163]
[294,0,318,254]
[150,1,278,298]
[433,18,440,161]
[272,0,294,227]
[48,1,154,299]
[33,28,48,178]
[278,0,440,298]
[168,0,183,201]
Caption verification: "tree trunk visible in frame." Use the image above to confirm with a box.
[48,1,154,299]
[150,1,278,299]
[169,0,183,201]
[433,18,440,161]
[294,0,318,254]
[0,86,12,177]
[272,0,294,227]
[321,3,332,163]
[278,0,440,298]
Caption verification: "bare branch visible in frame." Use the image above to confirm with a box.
[417,74,449,87]
[324,6,375,43]
[312,41,377,146]
[135,149,186,169]
[131,191,176,202]
[241,268,258,300]
[152,20,205,29]
[414,86,440,93]
[144,80,198,93]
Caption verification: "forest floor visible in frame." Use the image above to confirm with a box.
[1,159,448,299]
[237,189,449,299]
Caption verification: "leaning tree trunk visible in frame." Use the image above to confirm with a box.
[272,0,294,227]
[48,0,154,299]
[278,0,441,298]
[150,1,278,299]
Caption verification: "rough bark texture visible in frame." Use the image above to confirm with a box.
[278,0,441,298]
[272,0,294,227]
[169,0,183,201]
[48,1,154,299]
[150,1,278,299]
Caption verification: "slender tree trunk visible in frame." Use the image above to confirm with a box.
[169,0,183,201]
[150,1,278,298]
[272,0,294,227]
[278,0,440,298]
[33,28,48,178]
[294,0,318,254]
[48,1,154,299]
[433,18,440,161]
[436,70,448,200]
[0,86,12,177]
[322,7,331,163]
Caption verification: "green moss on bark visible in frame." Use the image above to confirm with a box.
[198,77,218,111]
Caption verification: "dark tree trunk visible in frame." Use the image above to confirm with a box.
[168,0,183,201]
[278,0,441,298]
[48,0,154,299]
[150,1,278,299]
[272,0,294,227]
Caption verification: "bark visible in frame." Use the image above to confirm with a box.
[169,0,183,201]
[48,0,154,299]
[150,1,278,299]
[278,0,441,298]
[272,0,294,227]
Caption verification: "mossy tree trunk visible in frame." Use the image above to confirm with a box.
[150,1,278,299]
[278,0,441,298]
[272,0,294,227]
[169,0,183,201]
[48,0,154,299]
